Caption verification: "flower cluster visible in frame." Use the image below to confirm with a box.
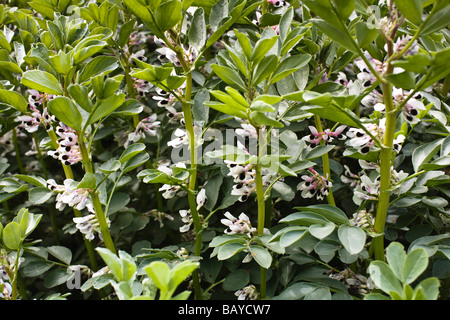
[349,209,375,229]
[48,124,82,166]
[302,125,347,148]
[125,114,160,147]
[346,119,405,155]
[235,284,259,300]
[329,269,374,296]
[178,188,207,233]
[221,212,257,237]
[297,168,332,201]
[15,90,55,133]
[49,179,95,214]
[73,214,101,241]
[341,160,409,205]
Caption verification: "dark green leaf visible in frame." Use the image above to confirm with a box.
[47,97,83,131]
[0,89,28,113]
[21,70,62,95]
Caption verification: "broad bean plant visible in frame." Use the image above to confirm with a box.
[0,0,448,301]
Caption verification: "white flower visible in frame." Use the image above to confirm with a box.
[159,184,181,199]
[235,284,259,300]
[0,279,12,299]
[196,188,207,210]
[167,128,188,148]
[179,209,192,233]
[73,214,99,241]
[221,212,256,236]
[55,179,95,213]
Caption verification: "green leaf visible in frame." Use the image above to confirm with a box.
[386,242,406,282]
[309,222,335,240]
[144,261,170,292]
[252,54,278,86]
[79,56,119,84]
[412,139,442,172]
[386,71,416,90]
[29,187,53,204]
[188,8,206,52]
[119,143,146,164]
[121,153,150,173]
[222,269,250,291]
[294,204,349,225]
[393,0,422,25]
[21,70,62,95]
[204,101,248,119]
[368,261,403,296]
[280,229,309,248]
[155,0,182,32]
[337,225,366,255]
[2,221,22,250]
[251,33,279,65]
[96,247,123,281]
[310,19,358,53]
[420,4,450,36]
[250,100,275,112]
[280,26,309,57]
[225,86,248,108]
[170,260,199,289]
[48,97,83,131]
[415,277,440,300]
[118,250,137,282]
[211,64,247,92]
[206,0,247,49]
[234,29,252,61]
[249,246,272,269]
[217,242,246,260]
[418,47,450,90]
[68,84,92,112]
[47,246,72,265]
[280,212,329,226]
[210,90,248,112]
[0,89,28,113]
[403,248,428,284]
[88,93,126,125]
[250,111,283,128]
[77,172,97,190]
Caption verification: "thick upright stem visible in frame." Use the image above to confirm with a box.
[255,128,267,299]
[372,81,396,261]
[179,64,203,300]
[77,130,116,255]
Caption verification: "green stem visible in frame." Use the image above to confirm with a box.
[255,127,267,299]
[77,130,116,255]
[177,54,203,299]
[33,132,47,179]
[372,81,397,261]
[314,115,335,205]
[47,129,98,270]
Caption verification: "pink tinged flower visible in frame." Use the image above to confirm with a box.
[268,0,288,7]
[129,49,147,65]
[221,212,256,236]
[297,168,332,200]
[235,285,259,300]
